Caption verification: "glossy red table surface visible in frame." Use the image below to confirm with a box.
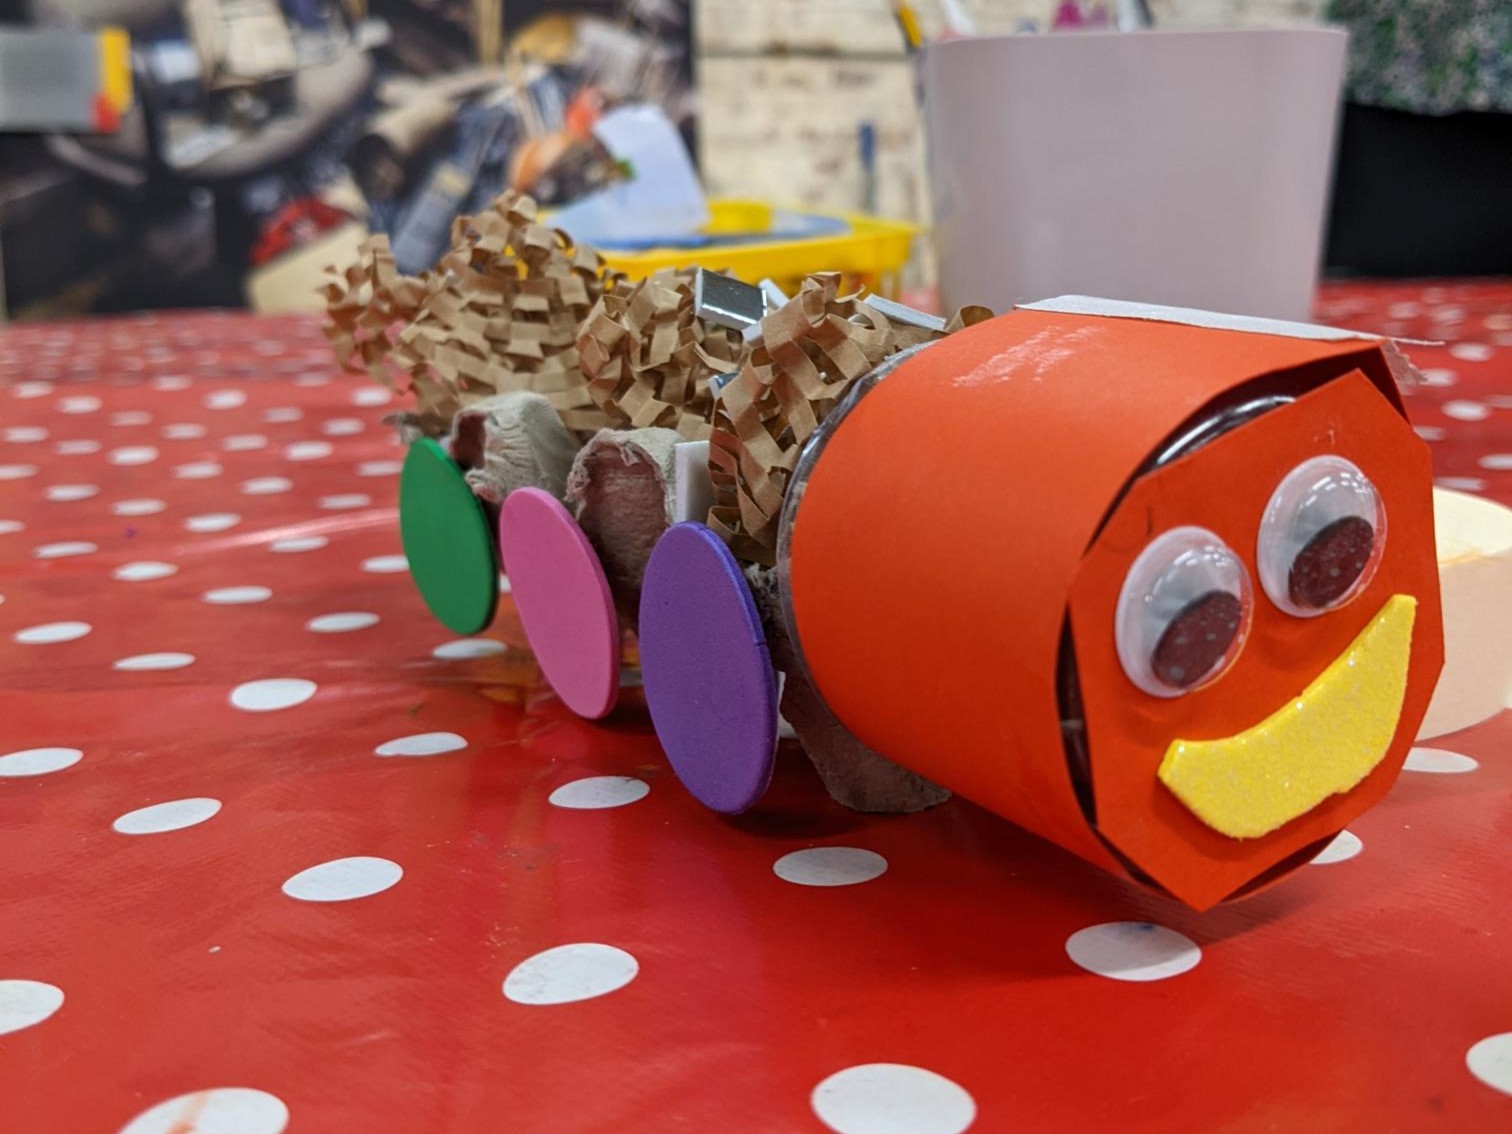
[1,282,1510,1134]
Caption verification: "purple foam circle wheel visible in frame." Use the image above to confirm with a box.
[639,522,779,813]
[497,487,620,720]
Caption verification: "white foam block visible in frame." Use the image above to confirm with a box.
[1418,488,1512,740]
[672,441,715,526]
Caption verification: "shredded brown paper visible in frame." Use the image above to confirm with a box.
[576,270,743,442]
[323,191,620,440]
[707,272,989,565]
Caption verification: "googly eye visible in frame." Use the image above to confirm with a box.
[1258,456,1385,617]
[1115,527,1253,697]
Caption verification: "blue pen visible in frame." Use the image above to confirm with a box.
[859,121,877,215]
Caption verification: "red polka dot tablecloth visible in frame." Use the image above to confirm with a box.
[1,283,1510,1134]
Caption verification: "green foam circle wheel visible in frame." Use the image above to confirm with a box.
[399,438,500,635]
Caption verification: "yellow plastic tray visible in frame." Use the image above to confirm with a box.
[596,199,919,299]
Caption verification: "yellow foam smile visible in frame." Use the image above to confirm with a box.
[1157,594,1417,839]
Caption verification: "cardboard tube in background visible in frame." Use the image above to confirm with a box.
[351,96,458,202]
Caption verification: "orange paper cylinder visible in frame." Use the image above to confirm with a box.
[784,308,1443,909]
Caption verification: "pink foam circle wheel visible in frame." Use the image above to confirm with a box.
[497,488,620,719]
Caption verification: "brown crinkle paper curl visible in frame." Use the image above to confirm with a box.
[323,191,620,440]
[708,273,991,565]
[576,269,743,442]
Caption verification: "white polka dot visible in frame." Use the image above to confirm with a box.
[174,461,222,479]
[222,433,268,452]
[319,493,371,511]
[113,797,220,834]
[270,535,327,553]
[113,498,167,518]
[116,1087,288,1134]
[812,1064,976,1134]
[54,439,101,455]
[362,554,408,574]
[203,586,271,605]
[356,460,404,477]
[111,410,152,427]
[549,776,649,809]
[1436,477,1487,493]
[204,389,247,410]
[58,395,101,414]
[432,638,507,659]
[352,387,392,406]
[1477,454,1512,471]
[774,847,888,887]
[230,678,316,711]
[45,483,99,501]
[1403,746,1480,774]
[282,856,402,902]
[1467,1033,1512,1097]
[1413,425,1446,441]
[1065,922,1202,982]
[242,476,293,495]
[285,440,333,461]
[150,374,192,391]
[114,652,195,671]
[503,943,638,1005]
[184,512,241,533]
[1443,400,1491,422]
[1387,302,1421,319]
[0,747,82,776]
[263,407,303,424]
[1417,368,1457,388]
[0,464,39,480]
[14,621,91,644]
[322,417,364,436]
[114,561,177,581]
[4,426,47,443]
[109,445,158,466]
[307,611,378,633]
[0,981,65,1037]
[0,520,22,534]
[1309,829,1362,865]
[374,731,468,757]
[162,422,207,440]
[1449,343,1494,363]
[12,380,54,398]
[295,372,331,387]
[35,541,97,559]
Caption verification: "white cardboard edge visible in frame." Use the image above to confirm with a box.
[672,440,714,525]
[1017,295,1434,346]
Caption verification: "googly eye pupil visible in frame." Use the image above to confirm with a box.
[1150,589,1244,690]
[1287,515,1376,610]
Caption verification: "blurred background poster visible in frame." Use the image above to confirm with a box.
[0,0,695,320]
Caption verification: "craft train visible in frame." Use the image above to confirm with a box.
[328,194,1443,911]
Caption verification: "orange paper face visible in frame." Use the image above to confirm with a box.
[1068,370,1443,908]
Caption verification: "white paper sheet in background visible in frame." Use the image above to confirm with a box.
[551,104,708,247]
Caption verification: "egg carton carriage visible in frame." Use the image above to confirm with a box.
[327,193,1443,912]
